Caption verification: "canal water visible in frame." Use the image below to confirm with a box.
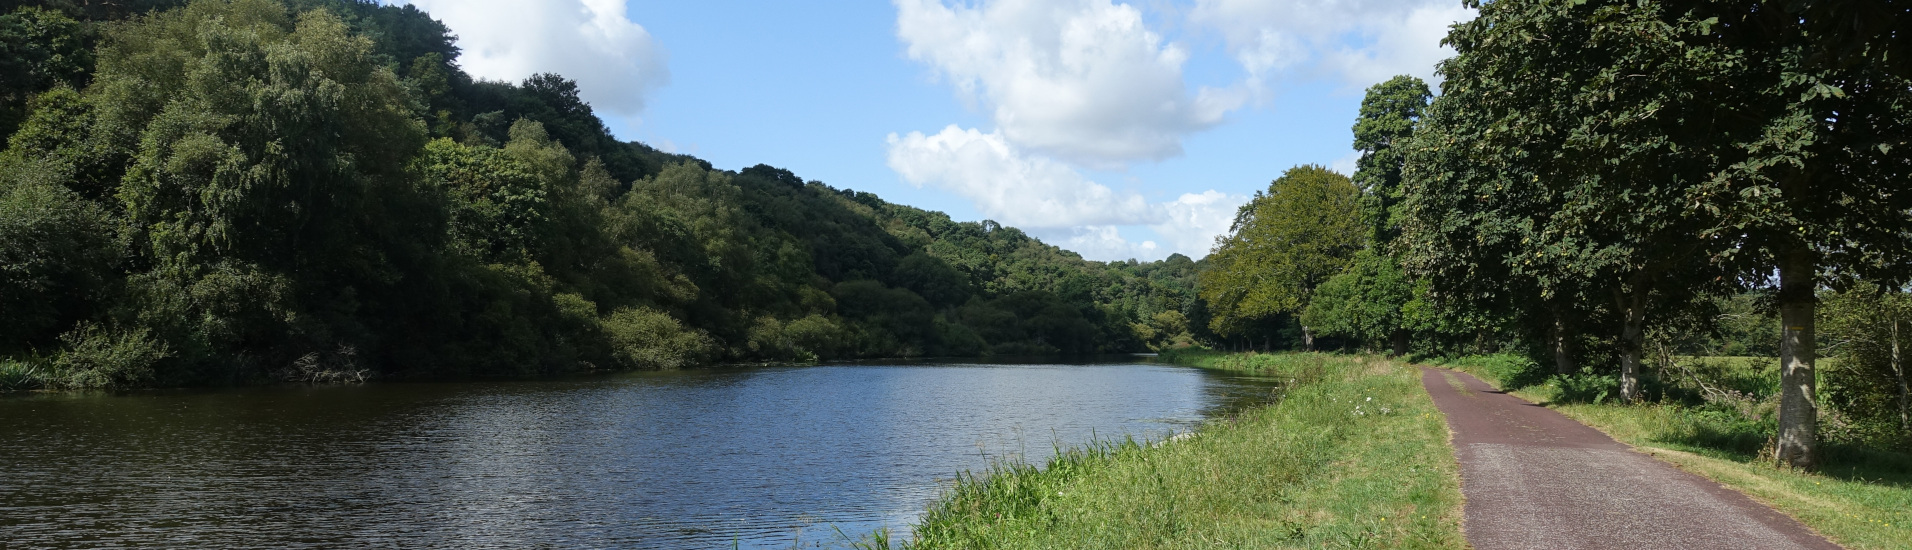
[0,360,1279,548]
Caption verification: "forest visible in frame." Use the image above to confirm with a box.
[0,0,1210,389]
[3,0,1908,466]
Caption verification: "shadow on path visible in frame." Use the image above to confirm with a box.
[1421,367,1841,550]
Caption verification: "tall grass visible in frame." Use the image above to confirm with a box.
[901,354,1463,549]
[0,359,50,392]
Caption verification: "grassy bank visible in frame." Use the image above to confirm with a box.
[892,352,1463,549]
[1438,356,1912,549]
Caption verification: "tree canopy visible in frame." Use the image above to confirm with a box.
[0,0,1211,388]
[1200,165,1363,347]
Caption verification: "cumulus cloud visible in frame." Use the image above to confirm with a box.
[1189,0,1475,90]
[1042,226,1160,262]
[888,126,1247,260]
[894,0,1244,167]
[1151,190,1246,259]
[403,0,668,117]
[1330,150,1360,177]
[887,126,1157,227]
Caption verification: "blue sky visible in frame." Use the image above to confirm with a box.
[395,0,1476,262]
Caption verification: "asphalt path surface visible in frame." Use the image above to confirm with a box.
[1421,367,1841,550]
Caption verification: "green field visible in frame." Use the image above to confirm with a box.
[1438,355,1912,550]
[884,352,1464,549]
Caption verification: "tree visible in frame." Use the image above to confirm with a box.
[0,163,117,352]
[1405,0,1742,400]
[1319,74,1432,356]
[1200,165,1363,349]
[1301,249,1414,354]
[0,6,91,139]
[98,0,432,373]
[1670,0,1912,468]
[1352,75,1431,247]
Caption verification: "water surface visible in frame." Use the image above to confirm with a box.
[0,361,1278,548]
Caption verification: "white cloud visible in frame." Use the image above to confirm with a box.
[1041,226,1160,262]
[887,126,1156,227]
[403,0,668,117]
[1330,150,1360,177]
[894,0,1245,167]
[887,126,1247,261]
[1189,0,1475,90]
[1151,190,1246,259]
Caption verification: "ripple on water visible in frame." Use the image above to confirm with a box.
[0,362,1280,548]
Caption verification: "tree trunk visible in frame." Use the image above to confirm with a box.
[1776,247,1818,469]
[1391,328,1410,357]
[1301,326,1315,352]
[1552,311,1578,375]
[1892,316,1907,433]
[1615,290,1645,403]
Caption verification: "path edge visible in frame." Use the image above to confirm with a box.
[1421,364,1848,549]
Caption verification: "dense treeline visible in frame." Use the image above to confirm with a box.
[9,0,1907,467]
[1200,0,1912,465]
[0,0,1209,389]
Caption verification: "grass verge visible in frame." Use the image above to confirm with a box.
[1438,356,1912,549]
[894,352,1464,549]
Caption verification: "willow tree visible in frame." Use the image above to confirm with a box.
[1199,165,1363,350]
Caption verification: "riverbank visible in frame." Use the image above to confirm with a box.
[893,352,1464,549]
[1437,356,1912,549]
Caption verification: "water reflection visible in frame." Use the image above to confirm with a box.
[0,362,1279,548]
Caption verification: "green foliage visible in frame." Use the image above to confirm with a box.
[1351,75,1429,246]
[0,358,50,391]
[1201,165,1363,339]
[892,252,970,308]
[0,168,117,353]
[602,306,712,370]
[0,0,1217,386]
[1820,283,1912,450]
[0,6,92,138]
[1130,310,1194,351]
[52,323,170,389]
[417,135,550,262]
[1302,249,1414,351]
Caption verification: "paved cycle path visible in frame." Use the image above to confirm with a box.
[1420,367,1840,550]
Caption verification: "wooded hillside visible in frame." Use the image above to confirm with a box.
[0,0,1208,387]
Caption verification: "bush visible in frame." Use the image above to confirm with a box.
[52,323,171,389]
[601,306,712,370]
[744,314,848,362]
[1551,370,1622,404]
[1439,353,1549,389]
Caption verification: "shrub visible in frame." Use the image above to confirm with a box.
[1442,353,1550,389]
[52,323,171,389]
[601,306,712,370]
